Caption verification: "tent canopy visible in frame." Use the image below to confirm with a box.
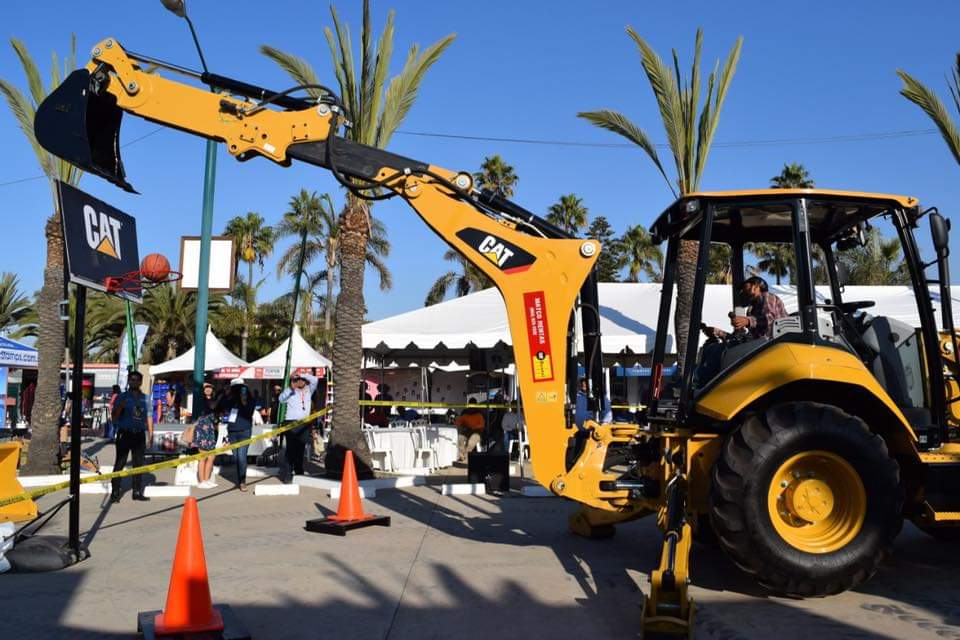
[149,328,247,375]
[241,325,330,378]
[363,284,960,357]
[0,336,37,369]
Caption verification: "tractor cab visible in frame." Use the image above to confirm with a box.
[644,189,958,451]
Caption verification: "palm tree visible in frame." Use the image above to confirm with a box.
[546,194,589,236]
[898,54,960,166]
[0,36,83,473]
[262,0,454,475]
[837,228,910,285]
[620,224,663,282]
[473,155,518,197]
[0,273,33,338]
[707,243,733,284]
[275,190,392,339]
[424,249,494,305]
[223,212,274,359]
[770,163,815,189]
[579,28,743,370]
[749,243,793,285]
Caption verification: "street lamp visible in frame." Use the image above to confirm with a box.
[161,0,218,409]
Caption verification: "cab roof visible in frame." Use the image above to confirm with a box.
[650,189,920,244]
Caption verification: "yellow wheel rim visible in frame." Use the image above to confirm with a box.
[767,450,866,554]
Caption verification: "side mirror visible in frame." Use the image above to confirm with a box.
[836,262,850,287]
[931,212,950,258]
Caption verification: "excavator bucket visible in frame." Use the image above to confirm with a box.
[0,442,37,524]
[34,69,135,192]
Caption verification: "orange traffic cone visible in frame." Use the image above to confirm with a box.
[154,497,223,635]
[305,450,390,535]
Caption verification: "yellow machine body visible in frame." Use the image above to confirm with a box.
[0,442,37,524]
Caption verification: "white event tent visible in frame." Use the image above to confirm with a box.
[149,328,247,375]
[240,325,331,378]
[363,283,960,363]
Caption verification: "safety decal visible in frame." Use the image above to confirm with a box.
[456,228,536,274]
[523,291,554,382]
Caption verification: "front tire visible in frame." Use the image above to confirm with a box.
[710,402,902,596]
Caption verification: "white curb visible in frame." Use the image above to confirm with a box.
[143,485,191,498]
[441,483,486,496]
[253,483,300,496]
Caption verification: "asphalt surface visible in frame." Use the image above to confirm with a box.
[2,441,959,639]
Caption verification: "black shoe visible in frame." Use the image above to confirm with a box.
[132,493,150,502]
[109,492,121,504]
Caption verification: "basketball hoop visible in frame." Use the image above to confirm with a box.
[104,269,183,296]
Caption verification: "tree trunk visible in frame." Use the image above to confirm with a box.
[24,213,66,474]
[241,260,252,361]
[325,197,374,479]
[674,239,699,374]
[324,260,334,336]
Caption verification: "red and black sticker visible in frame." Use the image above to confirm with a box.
[456,228,536,275]
[523,291,554,382]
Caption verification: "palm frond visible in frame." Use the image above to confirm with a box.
[897,69,960,166]
[0,78,53,176]
[577,109,675,196]
[328,5,359,131]
[425,272,457,306]
[693,36,743,189]
[377,33,456,148]
[10,38,44,107]
[258,45,324,99]
[365,251,392,291]
[368,10,395,143]
[627,27,684,190]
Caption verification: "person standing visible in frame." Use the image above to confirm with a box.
[217,378,257,491]
[193,382,220,488]
[109,371,153,503]
[278,372,319,483]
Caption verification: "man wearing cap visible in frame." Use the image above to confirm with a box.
[278,371,319,483]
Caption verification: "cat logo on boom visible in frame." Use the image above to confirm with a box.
[83,204,123,260]
[456,228,536,275]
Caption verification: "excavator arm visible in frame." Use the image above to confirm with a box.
[36,37,644,513]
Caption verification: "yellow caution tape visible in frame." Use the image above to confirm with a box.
[0,408,329,509]
[359,400,517,410]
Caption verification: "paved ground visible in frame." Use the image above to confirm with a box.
[3,439,960,639]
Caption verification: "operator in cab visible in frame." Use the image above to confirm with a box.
[702,276,788,341]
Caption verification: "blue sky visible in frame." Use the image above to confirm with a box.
[2,1,959,321]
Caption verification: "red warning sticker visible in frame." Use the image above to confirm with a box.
[523,291,554,382]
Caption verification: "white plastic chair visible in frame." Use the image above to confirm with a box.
[412,426,439,473]
[365,430,395,472]
[508,423,530,464]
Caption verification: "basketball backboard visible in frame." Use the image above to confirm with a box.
[178,236,236,292]
[58,182,141,302]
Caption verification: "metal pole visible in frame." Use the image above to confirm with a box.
[277,224,309,423]
[68,285,86,560]
[191,139,218,411]
[125,301,137,374]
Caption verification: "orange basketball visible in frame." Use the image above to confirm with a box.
[141,253,171,283]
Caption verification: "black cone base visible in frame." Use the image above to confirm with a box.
[137,604,250,639]
[304,515,391,536]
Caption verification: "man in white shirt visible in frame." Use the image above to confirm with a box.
[278,372,319,483]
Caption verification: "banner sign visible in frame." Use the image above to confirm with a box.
[523,291,554,382]
[58,181,141,302]
[614,365,678,378]
[215,366,326,380]
[0,336,38,368]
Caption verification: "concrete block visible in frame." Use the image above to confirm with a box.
[441,483,486,496]
[253,483,300,496]
[245,467,279,478]
[329,485,374,500]
[143,485,191,498]
[79,482,110,495]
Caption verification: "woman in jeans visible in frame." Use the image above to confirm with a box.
[193,382,220,488]
[217,378,256,491]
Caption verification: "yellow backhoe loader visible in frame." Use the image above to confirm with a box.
[34,38,960,638]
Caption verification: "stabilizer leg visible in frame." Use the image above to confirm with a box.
[642,475,694,638]
[568,504,651,539]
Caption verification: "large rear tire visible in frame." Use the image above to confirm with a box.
[710,402,902,596]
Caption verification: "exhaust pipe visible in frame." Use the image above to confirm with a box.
[34,69,135,193]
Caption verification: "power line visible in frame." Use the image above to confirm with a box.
[0,125,941,188]
[395,128,939,149]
